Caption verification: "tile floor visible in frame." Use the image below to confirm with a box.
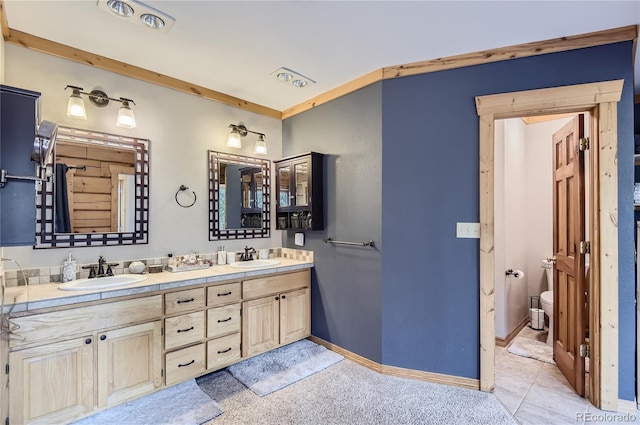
[495,327,639,424]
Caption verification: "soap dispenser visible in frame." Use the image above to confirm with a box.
[62,253,77,283]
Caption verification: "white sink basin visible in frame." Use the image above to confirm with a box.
[228,259,280,268]
[58,274,147,291]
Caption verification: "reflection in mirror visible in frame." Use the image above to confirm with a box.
[36,126,149,248]
[209,151,270,240]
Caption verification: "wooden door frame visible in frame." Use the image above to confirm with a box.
[475,80,623,410]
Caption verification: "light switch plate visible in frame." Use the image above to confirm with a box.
[295,232,305,246]
[456,222,480,239]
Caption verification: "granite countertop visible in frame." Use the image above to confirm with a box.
[2,257,313,314]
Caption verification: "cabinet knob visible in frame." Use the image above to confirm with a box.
[85,338,92,345]
[275,296,279,300]
[281,295,286,299]
[100,335,107,341]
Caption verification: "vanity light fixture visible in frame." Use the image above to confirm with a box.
[226,124,267,155]
[98,0,176,33]
[270,67,315,88]
[64,85,137,129]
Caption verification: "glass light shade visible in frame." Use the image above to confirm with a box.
[227,130,242,148]
[67,92,87,119]
[107,0,134,17]
[253,135,267,155]
[116,101,136,129]
[140,13,165,29]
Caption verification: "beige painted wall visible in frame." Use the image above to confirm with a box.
[1,44,283,269]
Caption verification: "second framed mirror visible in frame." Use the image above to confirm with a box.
[208,150,270,240]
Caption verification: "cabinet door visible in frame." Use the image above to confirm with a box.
[9,336,94,425]
[280,288,311,345]
[242,296,279,357]
[0,86,40,246]
[292,157,310,207]
[276,162,292,208]
[97,321,161,408]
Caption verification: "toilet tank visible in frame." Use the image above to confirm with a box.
[541,259,554,291]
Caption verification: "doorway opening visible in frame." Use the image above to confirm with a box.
[493,113,592,417]
[475,80,624,411]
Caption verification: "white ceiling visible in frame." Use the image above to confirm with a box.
[4,1,640,112]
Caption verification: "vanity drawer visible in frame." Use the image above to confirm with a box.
[10,295,162,349]
[207,304,240,338]
[165,288,205,315]
[207,333,241,370]
[164,311,205,350]
[242,270,310,299]
[165,343,205,386]
[207,282,241,307]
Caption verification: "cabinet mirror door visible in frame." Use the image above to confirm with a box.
[294,161,309,207]
[278,165,291,208]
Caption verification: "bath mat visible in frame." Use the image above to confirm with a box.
[227,339,344,396]
[508,336,555,364]
[72,379,223,425]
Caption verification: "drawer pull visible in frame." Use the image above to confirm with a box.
[177,326,194,333]
[217,347,232,354]
[85,338,92,345]
[217,291,232,297]
[177,298,195,304]
[178,360,195,367]
[217,317,232,323]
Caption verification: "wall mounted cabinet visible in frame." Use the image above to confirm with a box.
[274,152,324,230]
[0,85,41,246]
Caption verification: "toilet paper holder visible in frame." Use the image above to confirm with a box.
[505,268,523,278]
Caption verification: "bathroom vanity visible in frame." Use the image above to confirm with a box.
[2,260,311,424]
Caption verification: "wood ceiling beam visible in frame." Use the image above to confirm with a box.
[2,28,282,119]
[384,25,638,79]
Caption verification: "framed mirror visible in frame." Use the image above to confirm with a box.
[35,126,150,248]
[208,150,270,240]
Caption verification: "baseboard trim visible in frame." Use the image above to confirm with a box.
[309,335,480,391]
[309,335,382,373]
[617,399,637,415]
[495,316,530,347]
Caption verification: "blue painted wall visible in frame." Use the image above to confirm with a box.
[381,41,635,399]
[283,41,635,400]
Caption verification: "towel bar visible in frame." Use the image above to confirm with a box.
[323,237,375,247]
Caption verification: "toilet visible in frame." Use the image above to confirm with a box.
[540,259,554,345]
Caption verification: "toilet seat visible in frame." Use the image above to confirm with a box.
[540,291,553,306]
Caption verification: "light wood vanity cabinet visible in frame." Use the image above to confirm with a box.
[8,296,163,425]
[6,268,311,424]
[242,270,311,357]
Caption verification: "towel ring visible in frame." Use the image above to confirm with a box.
[175,185,197,208]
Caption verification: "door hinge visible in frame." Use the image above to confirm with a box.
[160,327,164,336]
[5,364,8,374]
[579,343,590,358]
[5,416,8,425]
[580,241,591,255]
[579,137,590,151]
[161,368,164,377]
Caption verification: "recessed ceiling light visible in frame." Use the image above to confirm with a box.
[270,67,316,88]
[291,79,308,88]
[277,72,292,82]
[140,13,165,29]
[97,0,176,33]
[107,0,134,17]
